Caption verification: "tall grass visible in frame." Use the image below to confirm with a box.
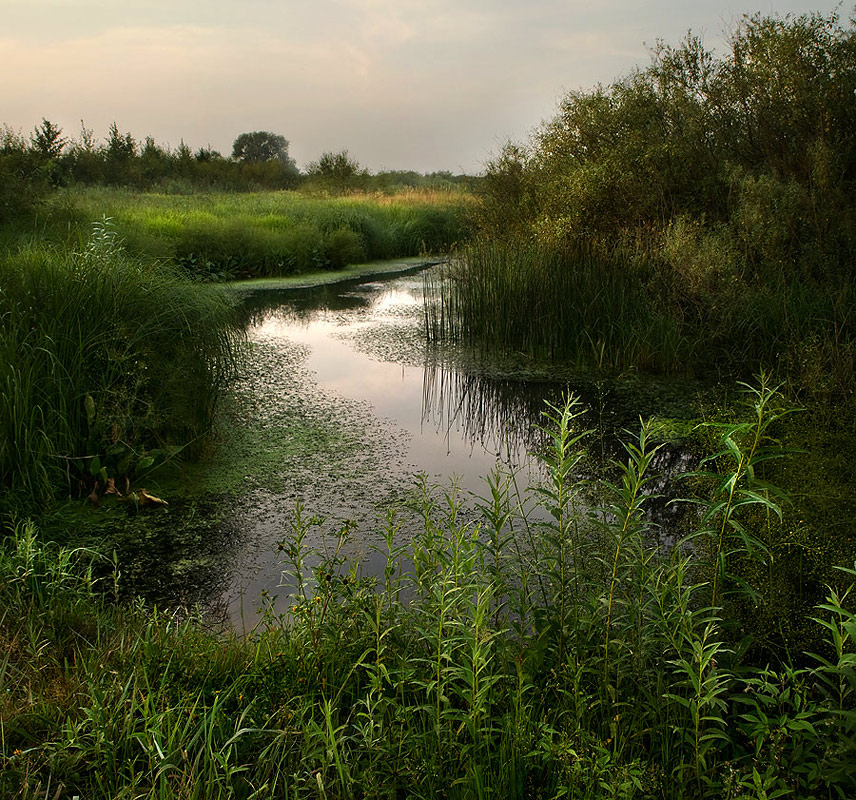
[0,221,239,507]
[426,238,856,396]
[425,239,693,373]
[35,187,474,279]
[2,378,854,798]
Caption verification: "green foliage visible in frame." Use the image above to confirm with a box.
[305,150,368,193]
[0,220,239,507]
[459,10,856,397]
[2,382,855,798]
[231,130,292,165]
[30,119,66,161]
[0,126,52,223]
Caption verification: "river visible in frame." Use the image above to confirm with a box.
[113,264,707,628]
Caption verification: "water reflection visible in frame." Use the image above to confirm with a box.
[421,359,555,457]
[216,267,707,626]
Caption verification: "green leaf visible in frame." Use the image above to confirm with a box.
[88,455,101,477]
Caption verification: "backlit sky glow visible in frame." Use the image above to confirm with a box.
[1,1,848,173]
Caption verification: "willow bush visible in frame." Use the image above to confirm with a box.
[457,10,856,395]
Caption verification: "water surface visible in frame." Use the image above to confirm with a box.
[218,267,704,628]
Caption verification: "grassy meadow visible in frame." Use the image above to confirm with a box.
[20,187,473,279]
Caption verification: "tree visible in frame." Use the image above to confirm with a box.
[305,150,367,192]
[231,131,293,164]
[30,118,67,159]
[106,122,136,160]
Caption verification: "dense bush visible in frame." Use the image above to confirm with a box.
[449,10,856,396]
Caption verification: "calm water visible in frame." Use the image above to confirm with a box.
[224,270,552,627]
[215,267,703,629]
[111,266,704,627]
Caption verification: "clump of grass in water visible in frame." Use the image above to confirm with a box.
[425,238,692,373]
[1,376,855,798]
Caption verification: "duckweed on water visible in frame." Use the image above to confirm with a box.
[3,386,855,799]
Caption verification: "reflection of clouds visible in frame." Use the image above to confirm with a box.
[372,288,421,311]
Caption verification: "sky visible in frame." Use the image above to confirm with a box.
[1,1,849,173]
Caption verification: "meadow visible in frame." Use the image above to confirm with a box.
[23,187,473,279]
[1,8,854,798]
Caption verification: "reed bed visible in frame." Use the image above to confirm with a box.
[426,239,856,398]
[425,240,692,373]
[0,221,239,507]
[2,379,854,799]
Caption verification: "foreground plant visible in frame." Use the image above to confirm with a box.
[1,377,854,799]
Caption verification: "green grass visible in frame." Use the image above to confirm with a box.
[2,381,855,799]
[0,222,239,509]
[26,187,474,279]
[427,238,856,401]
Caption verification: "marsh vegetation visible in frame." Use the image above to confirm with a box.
[3,389,856,799]
[1,7,855,799]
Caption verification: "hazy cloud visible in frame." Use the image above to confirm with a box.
[0,0,846,171]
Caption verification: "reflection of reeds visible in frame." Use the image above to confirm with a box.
[421,357,555,457]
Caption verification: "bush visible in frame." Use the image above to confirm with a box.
[325,227,366,269]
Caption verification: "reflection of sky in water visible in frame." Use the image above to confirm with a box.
[253,284,535,491]
[224,274,701,630]
[226,275,548,630]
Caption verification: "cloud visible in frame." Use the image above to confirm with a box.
[2,0,846,171]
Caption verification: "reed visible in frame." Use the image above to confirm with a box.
[0,221,239,507]
[426,238,856,400]
[425,239,692,374]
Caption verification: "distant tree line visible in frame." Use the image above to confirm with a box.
[0,123,476,223]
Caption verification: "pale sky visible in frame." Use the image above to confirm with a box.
[1,1,849,173]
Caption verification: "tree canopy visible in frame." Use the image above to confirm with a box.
[231,131,293,164]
